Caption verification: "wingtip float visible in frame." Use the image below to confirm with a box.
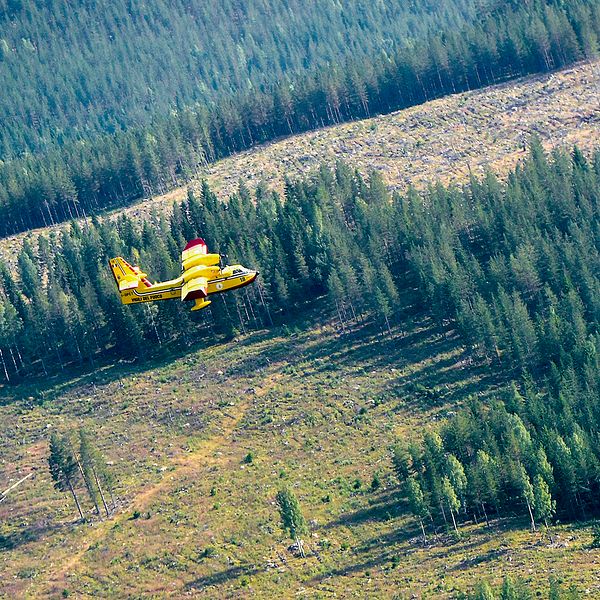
[109,238,258,312]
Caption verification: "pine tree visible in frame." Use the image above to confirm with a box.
[48,433,84,520]
[405,476,429,543]
[533,474,555,529]
[276,487,308,558]
[469,580,497,600]
[79,429,111,517]
[445,454,467,512]
[533,446,554,488]
[500,575,519,600]
[516,464,536,532]
[473,450,500,521]
[392,442,415,483]
[440,476,460,534]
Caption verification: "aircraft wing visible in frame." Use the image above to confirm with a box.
[181,238,220,270]
[181,276,208,302]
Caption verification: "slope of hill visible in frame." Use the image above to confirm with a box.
[1,18,599,596]
[1,60,598,269]
[2,317,598,598]
[203,60,600,198]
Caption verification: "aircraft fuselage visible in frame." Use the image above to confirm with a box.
[118,266,258,306]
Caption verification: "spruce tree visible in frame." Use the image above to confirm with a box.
[533,474,555,529]
[48,433,85,520]
[276,487,308,557]
[405,476,429,543]
[440,476,460,534]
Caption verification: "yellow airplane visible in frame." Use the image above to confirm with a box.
[109,238,258,311]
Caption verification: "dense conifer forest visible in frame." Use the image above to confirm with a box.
[1,142,598,530]
[0,0,598,237]
[0,0,496,158]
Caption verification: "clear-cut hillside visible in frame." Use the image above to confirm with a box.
[1,60,598,268]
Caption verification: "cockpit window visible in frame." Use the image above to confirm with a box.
[232,268,244,274]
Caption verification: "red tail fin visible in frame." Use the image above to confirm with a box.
[183,238,207,254]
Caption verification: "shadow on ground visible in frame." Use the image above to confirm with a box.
[0,520,71,553]
[185,564,262,589]
[323,490,407,530]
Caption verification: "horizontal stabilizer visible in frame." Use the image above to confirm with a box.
[110,257,152,293]
[118,275,140,291]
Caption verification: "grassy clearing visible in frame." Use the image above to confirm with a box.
[1,60,599,270]
[2,312,599,598]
